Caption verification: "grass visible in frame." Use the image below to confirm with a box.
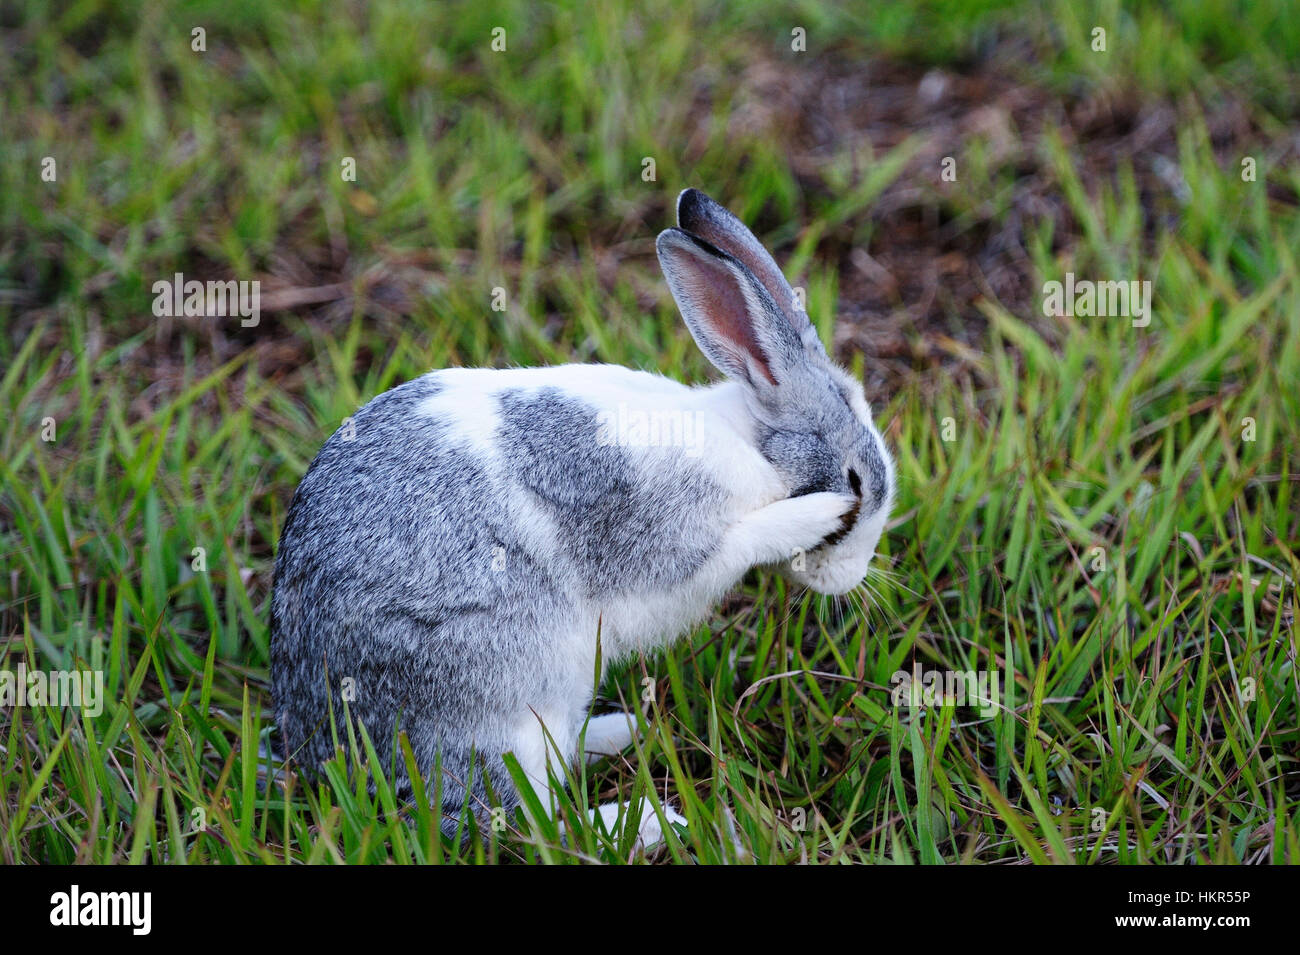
[1,0,1297,863]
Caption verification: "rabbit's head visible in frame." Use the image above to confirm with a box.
[657,189,894,595]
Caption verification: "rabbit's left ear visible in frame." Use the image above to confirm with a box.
[675,189,824,356]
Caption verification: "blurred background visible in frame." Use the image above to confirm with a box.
[1,1,1297,863]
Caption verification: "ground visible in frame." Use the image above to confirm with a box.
[1,0,1297,863]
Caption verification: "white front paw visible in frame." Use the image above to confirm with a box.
[765,492,858,557]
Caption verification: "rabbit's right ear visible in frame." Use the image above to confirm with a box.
[656,227,804,392]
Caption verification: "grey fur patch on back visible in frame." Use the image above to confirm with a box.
[495,386,724,595]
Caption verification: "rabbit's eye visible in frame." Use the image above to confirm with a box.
[847,468,862,497]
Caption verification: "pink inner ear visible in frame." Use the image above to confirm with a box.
[679,254,779,386]
[678,197,802,332]
[706,237,796,329]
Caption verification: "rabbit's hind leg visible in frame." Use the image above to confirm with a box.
[506,708,576,827]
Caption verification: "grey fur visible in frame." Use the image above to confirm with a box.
[753,382,889,515]
[271,373,555,820]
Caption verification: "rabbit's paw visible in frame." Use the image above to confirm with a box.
[583,711,640,764]
[741,492,858,567]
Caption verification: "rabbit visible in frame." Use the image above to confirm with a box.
[270,188,896,846]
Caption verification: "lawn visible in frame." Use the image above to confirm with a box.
[1,0,1297,864]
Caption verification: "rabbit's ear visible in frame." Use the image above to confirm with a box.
[656,227,805,391]
[675,189,822,354]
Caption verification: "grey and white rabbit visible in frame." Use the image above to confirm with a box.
[270,189,895,843]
